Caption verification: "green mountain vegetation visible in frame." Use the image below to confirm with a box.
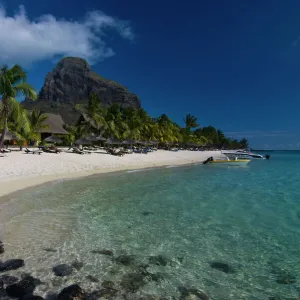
[0,64,248,149]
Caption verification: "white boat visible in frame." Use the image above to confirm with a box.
[222,150,265,159]
[203,155,250,166]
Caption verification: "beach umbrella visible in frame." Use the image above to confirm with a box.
[122,140,134,145]
[75,138,90,145]
[43,135,62,144]
[86,134,98,142]
[105,138,121,145]
[3,131,22,141]
[96,135,107,141]
[136,140,147,145]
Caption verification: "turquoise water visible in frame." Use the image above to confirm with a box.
[1,151,300,299]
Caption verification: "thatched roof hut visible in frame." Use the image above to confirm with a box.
[37,113,69,139]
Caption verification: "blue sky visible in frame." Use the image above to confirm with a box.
[1,0,300,149]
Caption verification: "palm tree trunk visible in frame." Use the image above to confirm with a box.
[0,117,8,149]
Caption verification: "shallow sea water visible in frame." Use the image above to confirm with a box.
[1,151,300,299]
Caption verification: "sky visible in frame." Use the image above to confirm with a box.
[1,0,300,149]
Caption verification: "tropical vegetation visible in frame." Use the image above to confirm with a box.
[0,65,248,149]
[0,64,37,148]
[73,93,248,149]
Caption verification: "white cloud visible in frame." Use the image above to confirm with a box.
[0,6,134,66]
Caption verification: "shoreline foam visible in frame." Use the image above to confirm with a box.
[0,150,220,199]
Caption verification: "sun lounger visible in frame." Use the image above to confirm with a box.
[107,148,125,156]
[72,147,91,154]
[25,148,43,155]
[0,149,11,153]
[72,147,85,154]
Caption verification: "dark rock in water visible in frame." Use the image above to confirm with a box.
[177,257,184,264]
[179,287,210,300]
[57,284,86,300]
[149,255,168,266]
[6,276,37,298]
[86,275,99,283]
[45,292,57,300]
[0,241,4,254]
[150,272,164,283]
[21,57,141,125]
[136,264,150,276]
[275,272,296,284]
[0,274,19,285]
[115,255,135,266]
[88,288,118,299]
[142,211,154,216]
[52,264,73,277]
[71,261,84,270]
[0,259,25,272]
[20,274,43,286]
[43,248,57,253]
[120,273,147,292]
[90,249,114,256]
[209,261,235,274]
[21,295,45,300]
[101,280,115,289]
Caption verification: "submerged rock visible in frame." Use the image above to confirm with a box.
[142,211,154,216]
[0,241,4,254]
[149,255,168,266]
[43,248,57,253]
[150,272,164,283]
[52,264,73,277]
[115,255,135,266]
[275,272,297,284]
[6,276,37,298]
[88,288,118,299]
[0,274,19,285]
[57,284,86,300]
[71,261,84,270]
[0,259,25,272]
[209,261,235,274]
[179,287,210,300]
[91,249,114,256]
[101,281,115,289]
[120,273,147,292]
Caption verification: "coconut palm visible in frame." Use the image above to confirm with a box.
[27,109,49,140]
[0,65,37,148]
[184,114,199,130]
[75,93,106,133]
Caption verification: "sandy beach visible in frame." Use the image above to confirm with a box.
[0,149,221,197]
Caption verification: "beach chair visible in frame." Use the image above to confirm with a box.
[71,147,85,154]
[0,149,11,153]
[25,148,43,155]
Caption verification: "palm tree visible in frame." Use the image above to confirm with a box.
[183,114,199,130]
[75,93,106,133]
[0,65,37,148]
[27,109,49,140]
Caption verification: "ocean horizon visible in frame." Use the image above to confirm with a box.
[1,151,300,299]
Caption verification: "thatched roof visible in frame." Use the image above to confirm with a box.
[43,135,63,144]
[37,113,69,135]
[3,131,23,141]
[75,138,90,145]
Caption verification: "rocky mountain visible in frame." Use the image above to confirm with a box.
[22,57,141,125]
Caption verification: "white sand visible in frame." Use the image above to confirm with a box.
[0,149,221,197]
